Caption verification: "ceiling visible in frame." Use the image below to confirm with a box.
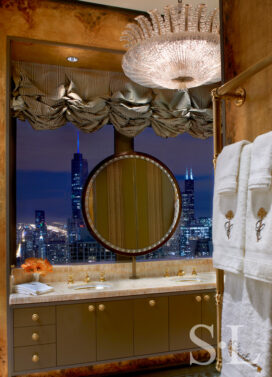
[11,40,124,72]
[12,0,219,73]
[78,0,219,12]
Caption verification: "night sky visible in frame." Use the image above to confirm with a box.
[16,120,214,224]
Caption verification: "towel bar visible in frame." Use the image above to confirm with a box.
[211,51,272,372]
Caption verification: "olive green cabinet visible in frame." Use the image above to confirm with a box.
[169,292,216,351]
[12,290,216,374]
[134,297,168,355]
[202,292,217,345]
[97,300,133,360]
[57,303,96,365]
[13,306,56,372]
[169,293,202,351]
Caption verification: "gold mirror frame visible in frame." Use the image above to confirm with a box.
[82,152,182,256]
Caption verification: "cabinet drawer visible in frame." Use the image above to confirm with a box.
[14,306,55,327]
[14,325,56,347]
[14,344,56,372]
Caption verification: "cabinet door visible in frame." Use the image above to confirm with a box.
[202,292,217,346]
[57,303,96,366]
[134,296,168,356]
[97,300,133,361]
[169,294,202,351]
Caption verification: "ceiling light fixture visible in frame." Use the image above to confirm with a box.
[67,56,79,63]
[120,3,221,90]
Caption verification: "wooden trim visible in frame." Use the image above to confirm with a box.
[82,151,182,257]
[0,35,10,377]
[10,36,126,55]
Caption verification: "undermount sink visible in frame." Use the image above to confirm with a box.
[69,282,112,290]
[168,272,215,283]
[169,276,201,283]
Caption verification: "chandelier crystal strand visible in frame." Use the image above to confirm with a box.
[121,4,221,90]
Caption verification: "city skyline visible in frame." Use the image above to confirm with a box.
[16,150,213,264]
[16,120,214,224]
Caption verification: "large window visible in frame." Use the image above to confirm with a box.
[16,120,213,265]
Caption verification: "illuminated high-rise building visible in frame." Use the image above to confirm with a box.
[71,132,88,221]
[35,210,47,258]
[181,168,195,225]
[69,132,88,244]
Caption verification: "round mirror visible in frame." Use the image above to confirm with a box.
[82,152,181,256]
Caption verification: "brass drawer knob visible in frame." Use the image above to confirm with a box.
[204,294,210,302]
[88,305,95,312]
[32,353,39,363]
[195,295,202,302]
[32,313,39,322]
[32,332,39,341]
[149,299,156,307]
[98,304,105,312]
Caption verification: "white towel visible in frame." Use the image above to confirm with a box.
[221,272,272,377]
[244,177,272,283]
[14,282,54,295]
[248,131,272,191]
[213,144,252,273]
[215,140,249,194]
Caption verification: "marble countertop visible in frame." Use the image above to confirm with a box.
[9,272,216,305]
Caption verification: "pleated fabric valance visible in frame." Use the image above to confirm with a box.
[11,61,215,139]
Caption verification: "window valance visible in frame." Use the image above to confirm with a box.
[11,61,215,139]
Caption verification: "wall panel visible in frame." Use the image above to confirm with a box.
[222,0,272,143]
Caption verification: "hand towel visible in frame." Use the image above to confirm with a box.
[213,144,252,273]
[14,282,54,295]
[248,131,272,191]
[215,140,249,194]
[244,177,272,283]
[221,272,272,377]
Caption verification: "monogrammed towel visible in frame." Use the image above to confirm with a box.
[215,140,249,194]
[213,144,252,273]
[248,131,272,191]
[221,272,272,377]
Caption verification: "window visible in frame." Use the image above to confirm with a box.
[16,120,213,265]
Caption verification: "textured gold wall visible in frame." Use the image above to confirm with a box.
[222,0,272,143]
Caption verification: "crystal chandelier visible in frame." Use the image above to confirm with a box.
[121,3,221,90]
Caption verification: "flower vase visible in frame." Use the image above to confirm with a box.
[32,272,40,282]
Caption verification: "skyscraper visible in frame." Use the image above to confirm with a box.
[34,210,47,259]
[71,132,88,221]
[68,132,88,244]
[181,168,195,225]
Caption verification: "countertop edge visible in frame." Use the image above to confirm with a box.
[9,282,216,306]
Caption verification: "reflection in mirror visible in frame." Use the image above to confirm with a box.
[83,153,181,256]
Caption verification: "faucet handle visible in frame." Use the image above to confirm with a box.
[84,273,90,284]
[100,272,106,282]
[67,274,74,285]
[177,269,185,277]
[192,268,197,276]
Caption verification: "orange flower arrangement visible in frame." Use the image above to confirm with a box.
[21,258,53,275]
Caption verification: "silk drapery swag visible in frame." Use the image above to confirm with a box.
[11,61,215,139]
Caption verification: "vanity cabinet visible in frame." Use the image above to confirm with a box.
[96,300,133,360]
[134,296,168,355]
[57,303,96,365]
[201,292,217,345]
[13,306,56,372]
[11,289,216,375]
[169,293,202,351]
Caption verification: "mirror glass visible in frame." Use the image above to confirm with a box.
[82,152,181,256]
